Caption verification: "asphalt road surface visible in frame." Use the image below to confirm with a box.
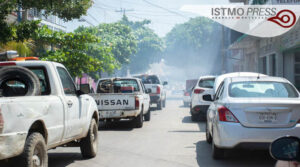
[1,98,276,167]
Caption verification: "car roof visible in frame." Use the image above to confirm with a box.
[225,76,289,83]
[214,72,267,93]
[98,77,140,81]
[198,75,216,80]
[1,60,62,67]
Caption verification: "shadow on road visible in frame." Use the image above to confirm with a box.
[196,140,276,167]
[98,121,134,131]
[181,116,206,132]
[48,152,83,167]
[182,116,195,123]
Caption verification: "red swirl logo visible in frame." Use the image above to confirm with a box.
[268,9,296,28]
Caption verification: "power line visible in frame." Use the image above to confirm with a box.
[115,8,134,15]
[142,0,189,19]
[88,13,100,24]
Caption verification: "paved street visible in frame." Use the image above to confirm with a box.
[1,98,276,167]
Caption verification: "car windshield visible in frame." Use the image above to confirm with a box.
[229,81,299,98]
[97,79,139,93]
[135,75,160,84]
[199,78,215,88]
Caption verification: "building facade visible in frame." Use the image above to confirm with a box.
[6,9,66,32]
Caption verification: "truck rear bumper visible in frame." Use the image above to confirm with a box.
[0,132,27,160]
[150,94,161,104]
[99,110,139,119]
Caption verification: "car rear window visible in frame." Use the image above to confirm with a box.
[97,79,140,93]
[0,66,50,96]
[135,75,160,84]
[229,81,299,98]
[198,78,215,88]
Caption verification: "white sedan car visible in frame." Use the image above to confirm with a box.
[205,76,300,159]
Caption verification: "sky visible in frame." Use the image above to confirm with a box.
[64,0,229,37]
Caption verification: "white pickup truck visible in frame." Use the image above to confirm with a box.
[134,74,167,110]
[90,77,151,128]
[0,58,99,166]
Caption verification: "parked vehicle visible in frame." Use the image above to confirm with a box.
[190,76,216,121]
[183,79,197,107]
[205,76,300,159]
[90,77,151,128]
[0,51,99,166]
[270,136,300,167]
[134,74,168,110]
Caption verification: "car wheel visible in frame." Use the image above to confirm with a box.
[206,122,212,144]
[157,101,162,110]
[22,132,48,167]
[133,109,143,128]
[80,119,98,158]
[212,138,224,160]
[144,108,151,121]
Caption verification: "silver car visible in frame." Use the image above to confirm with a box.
[205,76,300,159]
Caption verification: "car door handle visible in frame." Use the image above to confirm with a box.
[67,101,73,107]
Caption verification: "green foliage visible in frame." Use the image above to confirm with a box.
[0,21,40,44]
[120,15,164,73]
[0,0,92,44]
[34,26,116,77]
[164,17,218,67]
[75,22,137,66]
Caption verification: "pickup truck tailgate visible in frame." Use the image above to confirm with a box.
[144,84,158,94]
[91,94,136,110]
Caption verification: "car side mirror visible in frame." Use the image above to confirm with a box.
[163,81,168,86]
[79,84,91,94]
[270,136,300,162]
[146,88,152,94]
[203,94,213,102]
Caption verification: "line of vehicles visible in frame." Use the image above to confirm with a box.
[0,51,168,167]
[184,72,300,162]
[0,50,299,166]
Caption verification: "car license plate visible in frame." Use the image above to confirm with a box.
[102,111,119,117]
[259,113,277,123]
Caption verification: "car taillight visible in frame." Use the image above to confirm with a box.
[135,96,140,110]
[194,89,204,94]
[298,119,300,123]
[184,92,190,96]
[156,86,161,94]
[0,109,3,133]
[0,62,16,66]
[218,106,239,123]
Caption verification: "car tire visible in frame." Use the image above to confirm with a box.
[206,122,212,144]
[80,119,98,158]
[144,108,151,121]
[157,101,162,110]
[212,138,224,160]
[0,66,41,97]
[22,132,48,167]
[133,109,143,128]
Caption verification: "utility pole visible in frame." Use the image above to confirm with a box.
[115,8,134,16]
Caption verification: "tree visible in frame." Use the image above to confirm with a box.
[34,26,116,77]
[164,17,222,76]
[165,17,218,65]
[75,23,137,66]
[0,0,93,44]
[120,15,164,74]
